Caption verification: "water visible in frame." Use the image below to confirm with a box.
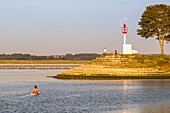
[0,70,170,113]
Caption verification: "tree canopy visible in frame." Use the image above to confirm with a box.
[137,4,170,55]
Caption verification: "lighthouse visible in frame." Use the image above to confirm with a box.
[121,19,128,54]
[121,19,138,54]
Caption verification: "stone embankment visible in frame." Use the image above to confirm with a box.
[54,54,170,79]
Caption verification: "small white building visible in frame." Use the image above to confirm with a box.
[123,44,138,54]
[123,44,131,54]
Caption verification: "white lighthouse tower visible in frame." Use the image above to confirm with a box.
[121,19,128,54]
[121,19,138,54]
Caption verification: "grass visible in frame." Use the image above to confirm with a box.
[53,54,170,80]
[95,54,170,71]
[129,54,170,71]
[0,60,90,64]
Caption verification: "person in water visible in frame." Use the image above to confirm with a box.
[32,85,39,94]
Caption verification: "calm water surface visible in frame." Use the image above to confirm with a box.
[0,70,170,113]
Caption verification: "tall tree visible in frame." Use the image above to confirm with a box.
[137,4,170,55]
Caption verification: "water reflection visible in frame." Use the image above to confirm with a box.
[109,80,170,113]
[121,81,130,113]
[0,70,65,83]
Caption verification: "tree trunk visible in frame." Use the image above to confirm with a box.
[161,44,164,55]
[160,36,165,55]
[158,36,165,55]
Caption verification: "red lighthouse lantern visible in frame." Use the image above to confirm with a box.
[121,23,128,34]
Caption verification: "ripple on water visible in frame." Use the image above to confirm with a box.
[1,74,170,113]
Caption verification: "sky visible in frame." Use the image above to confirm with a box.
[0,0,170,55]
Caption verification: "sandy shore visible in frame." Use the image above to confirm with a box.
[0,64,81,70]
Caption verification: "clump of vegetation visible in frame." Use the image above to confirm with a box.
[0,53,99,60]
[129,54,170,71]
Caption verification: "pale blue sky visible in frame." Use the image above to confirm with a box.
[0,0,170,55]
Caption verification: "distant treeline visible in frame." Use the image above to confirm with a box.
[0,53,99,60]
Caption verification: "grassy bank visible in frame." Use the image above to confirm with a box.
[0,60,90,65]
[53,74,170,80]
[52,54,170,80]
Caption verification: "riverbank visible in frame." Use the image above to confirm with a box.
[52,54,170,80]
[0,60,89,70]
[0,64,81,70]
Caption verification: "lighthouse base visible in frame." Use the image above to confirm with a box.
[123,44,132,54]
